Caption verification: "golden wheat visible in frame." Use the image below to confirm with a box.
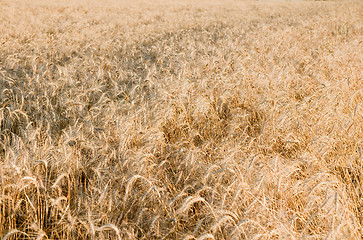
[0,0,362,239]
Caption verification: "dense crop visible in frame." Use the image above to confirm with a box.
[0,0,362,239]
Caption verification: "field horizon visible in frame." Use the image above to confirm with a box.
[0,0,362,239]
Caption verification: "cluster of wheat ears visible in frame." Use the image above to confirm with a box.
[0,0,362,239]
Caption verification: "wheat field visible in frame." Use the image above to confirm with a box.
[0,0,362,239]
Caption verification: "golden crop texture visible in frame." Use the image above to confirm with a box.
[0,0,362,239]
